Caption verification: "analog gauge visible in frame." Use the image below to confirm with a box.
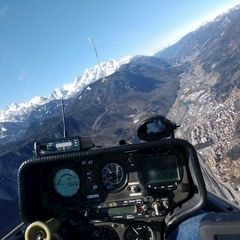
[124,223,155,240]
[101,163,126,191]
[53,168,80,197]
[90,226,119,240]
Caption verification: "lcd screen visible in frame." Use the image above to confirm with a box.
[108,205,136,216]
[100,206,136,216]
[144,155,180,184]
[56,141,72,148]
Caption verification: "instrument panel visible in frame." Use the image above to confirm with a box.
[42,147,188,221]
[19,139,206,239]
[20,143,191,221]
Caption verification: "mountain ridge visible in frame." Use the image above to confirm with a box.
[0,56,134,145]
[0,56,133,123]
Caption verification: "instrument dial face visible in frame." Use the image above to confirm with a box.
[90,226,119,240]
[124,223,155,240]
[101,163,126,191]
[53,168,80,197]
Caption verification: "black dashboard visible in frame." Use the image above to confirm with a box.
[18,139,206,240]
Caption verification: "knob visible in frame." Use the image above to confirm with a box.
[87,176,93,182]
[152,202,161,216]
[130,185,139,193]
[146,196,154,203]
[162,199,169,209]
[141,204,148,212]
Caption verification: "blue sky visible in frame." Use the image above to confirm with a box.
[0,0,240,108]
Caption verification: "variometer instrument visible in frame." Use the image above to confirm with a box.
[53,168,80,197]
[101,163,126,191]
[124,223,155,240]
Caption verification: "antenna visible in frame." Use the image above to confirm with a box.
[88,36,106,81]
[33,98,94,156]
[61,98,67,138]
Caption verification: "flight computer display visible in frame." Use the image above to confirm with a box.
[143,155,180,186]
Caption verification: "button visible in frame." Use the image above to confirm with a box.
[93,185,98,190]
[87,176,93,182]
[112,224,118,229]
[88,160,93,165]
[82,161,86,165]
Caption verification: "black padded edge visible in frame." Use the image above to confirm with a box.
[18,138,207,225]
[164,140,207,233]
[207,192,240,212]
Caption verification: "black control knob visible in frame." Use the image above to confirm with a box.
[87,176,93,182]
[130,185,139,193]
[146,196,154,203]
[137,204,149,215]
[162,199,169,209]
[141,204,148,212]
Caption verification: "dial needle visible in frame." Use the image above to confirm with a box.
[116,166,119,181]
[107,166,112,174]
[132,227,139,235]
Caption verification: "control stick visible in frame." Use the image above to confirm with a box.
[25,218,60,240]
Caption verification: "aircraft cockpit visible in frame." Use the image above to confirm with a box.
[4,116,240,240]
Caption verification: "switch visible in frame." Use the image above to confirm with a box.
[152,202,161,216]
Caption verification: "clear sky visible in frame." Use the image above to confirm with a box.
[0,0,240,108]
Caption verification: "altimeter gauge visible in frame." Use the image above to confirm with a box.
[124,223,155,240]
[101,163,127,191]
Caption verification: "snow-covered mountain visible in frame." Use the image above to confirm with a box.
[0,56,133,123]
